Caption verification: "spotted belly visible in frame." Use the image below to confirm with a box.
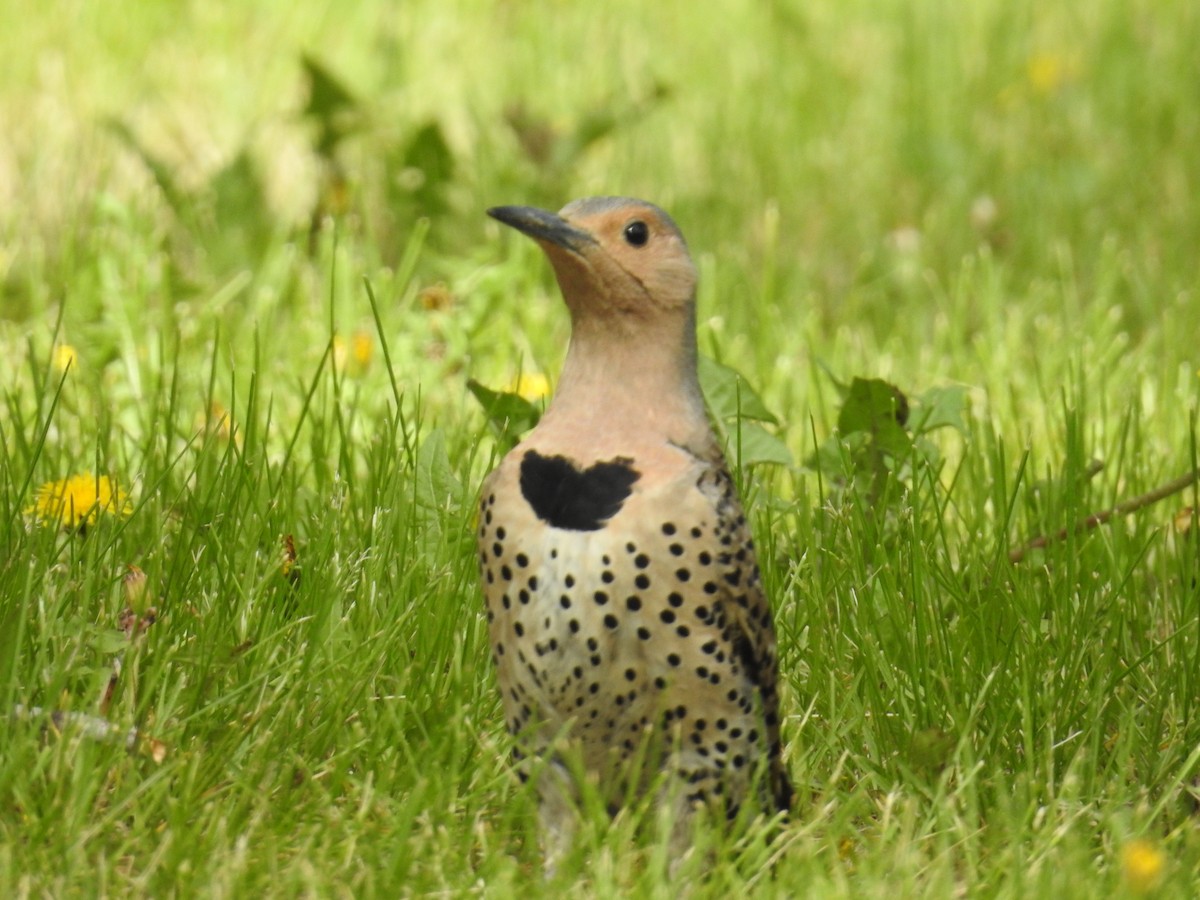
[478,480,766,783]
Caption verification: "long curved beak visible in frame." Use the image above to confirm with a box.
[488,205,596,253]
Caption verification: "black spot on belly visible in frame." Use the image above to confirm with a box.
[519,450,640,531]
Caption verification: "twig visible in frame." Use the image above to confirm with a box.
[1009,468,1200,563]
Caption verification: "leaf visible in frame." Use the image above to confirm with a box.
[301,55,362,156]
[727,421,793,468]
[108,121,274,274]
[104,118,189,219]
[413,429,468,559]
[564,109,620,160]
[804,432,865,479]
[414,428,460,516]
[911,384,970,435]
[837,378,913,459]
[569,82,671,160]
[302,55,359,120]
[405,123,453,184]
[505,82,671,186]
[398,122,455,213]
[209,150,274,263]
[698,356,780,425]
[91,628,132,656]
[814,359,852,401]
[467,379,542,447]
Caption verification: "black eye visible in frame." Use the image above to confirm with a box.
[623,220,649,247]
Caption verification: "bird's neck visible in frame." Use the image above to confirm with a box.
[538,313,712,454]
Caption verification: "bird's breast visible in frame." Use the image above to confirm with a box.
[478,450,761,769]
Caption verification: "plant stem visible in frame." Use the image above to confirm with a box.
[1009,468,1200,563]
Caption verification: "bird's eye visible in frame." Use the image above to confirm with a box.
[623,220,650,247]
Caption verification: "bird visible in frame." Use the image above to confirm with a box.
[477,196,792,867]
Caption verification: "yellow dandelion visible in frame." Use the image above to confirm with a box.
[196,401,235,442]
[26,473,133,530]
[331,331,374,377]
[351,330,373,372]
[52,344,78,374]
[506,371,551,402]
[332,334,348,373]
[1120,838,1166,894]
[1027,52,1080,95]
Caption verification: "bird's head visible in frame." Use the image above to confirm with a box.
[488,197,697,326]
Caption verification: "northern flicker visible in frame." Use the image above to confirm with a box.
[478,197,792,864]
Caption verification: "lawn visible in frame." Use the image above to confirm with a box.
[1,0,1198,896]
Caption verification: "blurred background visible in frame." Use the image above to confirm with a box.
[2,1,1195,415]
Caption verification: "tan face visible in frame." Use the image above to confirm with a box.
[554,199,697,316]
[489,198,698,320]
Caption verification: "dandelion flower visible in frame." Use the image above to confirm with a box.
[1120,838,1166,894]
[196,402,235,442]
[332,331,375,377]
[351,331,373,372]
[332,334,348,372]
[26,473,133,530]
[1027,52,1080,95]
[506,372,551,402]
[52,344,78,374]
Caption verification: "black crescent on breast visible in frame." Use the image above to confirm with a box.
[519,450,641,531]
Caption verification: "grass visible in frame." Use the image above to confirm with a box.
[2,0,1199,895]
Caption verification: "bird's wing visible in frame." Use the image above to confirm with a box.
[695,457,794,812]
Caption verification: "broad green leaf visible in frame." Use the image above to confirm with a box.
[301,55,362,156]
[815,359,852,400]
[911,384,970,435]
[698,355,780,425]
[104,118,189,219]
[727,420,793,468]
[90,626,132,656]
[837,377,913,459]
[467,379,542,447]
[209,150,274,264]
[413,428,464,556]
[302,55,359,121]
[414,428,460,515]
[396,122,455,214]
[804,431,868,479]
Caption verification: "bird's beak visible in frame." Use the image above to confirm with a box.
[488,205,596,254]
